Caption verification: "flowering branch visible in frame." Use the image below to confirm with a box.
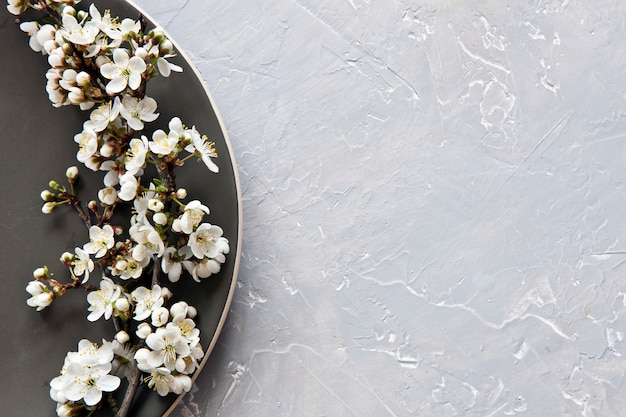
[11,1,230,416]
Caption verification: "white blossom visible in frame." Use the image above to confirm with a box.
[100,48,146,94]
[72,247,94,283]
[136,322,153,339]
[86,277,121,321]
[26,280,53,311]
[144,323,190,370]
[84,98,121,132]
[74,128,98,164]
[119,95,159,131]
[149,128,178,156]
[177,200,209,234]
[132,285,165,321]
[151,306,170,327]
[124,135,149,175]
[83,225,115,258]
[186,126,219,173]
[61,14,99,46]
[7,0,28,15]
[62,362,119,406]
[188,223,229,259]
[98,186,118,205]
[118,172,139,201]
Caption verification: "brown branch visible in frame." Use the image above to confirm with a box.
[115,365,142,417]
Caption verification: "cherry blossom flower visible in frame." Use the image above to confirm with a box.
[161,246,193,283]
[20,21,45,53]
[74,128,98,164]
[151,306,169,327]
[186,126,219,173]
[144,367,177,396]
[124,135,149,175]
[174,200,210,234]
[189,256,224,281]
[118,18,141,39]
[149,128,178,156]
[7,0,27,15]
[26,280,54,311]
[72,247,94,283]
[61,13,99,46]
[110,253,148,280]
[62,362,120,406]
[119,95,159,131]
[83,224,115,258]
[118,171,139,201]
[131,285,165,321]
[88,4,122,39]
[66,339,115,367]
[144,323,190,370]
[98,186,118,205]
[84,98,121,132]
[86,277,121,321]
[100,48,146,94]
[188,223,229,259]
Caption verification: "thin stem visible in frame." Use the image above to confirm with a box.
[151,254,161,287]
[115,366,142,417]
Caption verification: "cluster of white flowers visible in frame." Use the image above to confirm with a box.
[50,339,121,415]
[134,299,203,395]
[12,1,232,416]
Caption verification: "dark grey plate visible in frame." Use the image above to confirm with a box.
[0,2,241,416]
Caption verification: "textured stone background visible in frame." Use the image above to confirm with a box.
[131,1,626,415]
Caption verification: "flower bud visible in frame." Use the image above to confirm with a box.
[65,166,78,182]
[136,322,152,339]
[134,47,148,60]
[75,71,90,86]
[60,252,73,264]
[160,287,172,300]
[115,330,130,344]
[151,307,169,327]
[115,297,130,312]
[170,301,189,318]
[187,305,197,318]
[40,190,56,201]
[153,212,167,225]
[88,200,98,211]
[100,143,114,157]
[176,188,187,199]
[42,202,57,214]
[48,180,64,192]
[148,198,164,212]
[33,266,48,279]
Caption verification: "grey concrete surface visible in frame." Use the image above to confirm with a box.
[78,0,626,415]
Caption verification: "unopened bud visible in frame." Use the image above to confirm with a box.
[136,322,152,339]
[100,143,114,157]
[175,188,187,199]
[115,297,129,312]
[76,71,90,86]
[160,287,172,300]
[88,200,98,211]
[114,330,130,344]
[48,180,64,192]
[42,202,57,214]
[153,212,167,225]
[65,166,78,182]
[33,266,48,279]
[40,190,56,201]
[60,252,73,264]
